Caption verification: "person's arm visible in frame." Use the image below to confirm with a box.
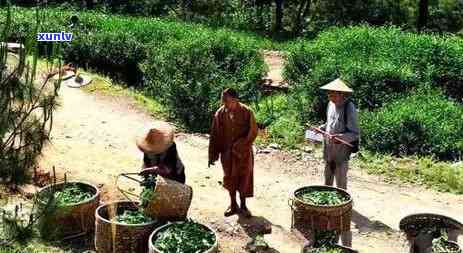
[339,103,360,143]
[140,165,171,178]
[233,110,258,154]
[208,112,221,163]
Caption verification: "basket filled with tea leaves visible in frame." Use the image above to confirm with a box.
[95,201,161,253]
[149,220,218,253]
[37,181,100,240]
[289,185,352,236]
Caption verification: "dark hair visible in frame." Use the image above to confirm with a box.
[223,88,238,99]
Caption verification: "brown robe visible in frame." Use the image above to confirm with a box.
[209,103,258,198]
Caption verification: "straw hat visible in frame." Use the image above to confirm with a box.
[136,122,174,154]
[320,78,353,93]
[63,74,92,88]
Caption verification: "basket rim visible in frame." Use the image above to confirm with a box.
[309,244,358,253]
[96,200,158,227]
[399,213,463,231]
[443,240,461,249]
[148,221,218,252]
[38,181,100,207]
[292,185,353,208]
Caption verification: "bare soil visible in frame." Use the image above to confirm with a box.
[37,83,463,253]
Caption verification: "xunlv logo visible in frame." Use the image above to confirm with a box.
[37,32,73,42]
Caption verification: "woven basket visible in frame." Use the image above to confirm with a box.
[289,185,353,235]
[37,181,100,240]
[148,221,218,253]
[399,213,463,235]
[95,201,160,253]
[304,244,358,253]
[443,240,462,253]
[143,176,193,221]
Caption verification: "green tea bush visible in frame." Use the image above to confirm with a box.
[3,7,270,89]
[252,94,290,128]
[284,26,463,122]
[63,31,146,85]
[360,89,463,160]
[143,32,266,132]
[267,113,304,149]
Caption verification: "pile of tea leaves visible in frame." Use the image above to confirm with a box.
[112,210,152,224]
[53,184,93,206]
[154,221,216,253]
[296,188,349,206]
[313,230,338,248]
[140,174,157,208]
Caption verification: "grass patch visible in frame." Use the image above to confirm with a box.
[353,151,463,194]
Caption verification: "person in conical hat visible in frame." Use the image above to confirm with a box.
[137,122,186,184]
[311,78,360,247]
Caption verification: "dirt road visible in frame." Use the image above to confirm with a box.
[39,79,463,253]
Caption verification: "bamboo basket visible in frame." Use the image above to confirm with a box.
[95,201,160,253]
[400,213,463,235]
[148,221,218,253]
[443,241,462,253]
[289,185,353,236]
[37,181,100,240]
[143,176,193,221]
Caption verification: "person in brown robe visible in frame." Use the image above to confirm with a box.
[208,88,258,218]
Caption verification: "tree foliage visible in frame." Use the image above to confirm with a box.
[3,0,463,37]
[0,6,60,184]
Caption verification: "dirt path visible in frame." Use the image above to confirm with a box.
[39,81,463,253]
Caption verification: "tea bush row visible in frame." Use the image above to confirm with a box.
[361,89,463,160]
[285,25,463,122]
[1,7,267,132]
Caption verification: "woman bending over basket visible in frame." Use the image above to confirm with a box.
[136,122,186,184]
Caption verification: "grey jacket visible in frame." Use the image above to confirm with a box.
[320,101,360,164]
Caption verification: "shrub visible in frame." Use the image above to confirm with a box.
[360,89,463,160]
[267,113,304,149]
[252,94,290,128]
[142,32,266,132]
[284,26,463,122]
[0,7,60,184]
[3,7,271,88]
[63,30,146,85]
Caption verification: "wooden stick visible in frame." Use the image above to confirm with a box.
[52,166,56,184]
[313,128,354,148]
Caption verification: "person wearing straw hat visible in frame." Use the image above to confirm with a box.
[208,88,258,218]
[311,78,359,247]
[137,122,186,184]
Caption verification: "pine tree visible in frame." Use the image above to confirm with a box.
[0,6,61,185]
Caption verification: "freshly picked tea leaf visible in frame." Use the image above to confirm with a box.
[53,184,93,206]
[112,210,152,224]
[432,237,460,253]
[140,175,157,208]
[314,230,338,248]
[311,245,344,253]
[296,189,349,206]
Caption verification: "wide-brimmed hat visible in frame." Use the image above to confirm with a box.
[63,74,92,88]
[136,122,174,154]
[320,78,353,93]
